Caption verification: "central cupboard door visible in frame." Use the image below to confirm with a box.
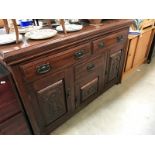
[75,55,106,107]
[26,67,75,134]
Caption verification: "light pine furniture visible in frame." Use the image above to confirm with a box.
[0,19,4,27]
[123,21,155,79]
[133,28,152,66]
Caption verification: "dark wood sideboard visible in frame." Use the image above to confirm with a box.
[0,20,133,134]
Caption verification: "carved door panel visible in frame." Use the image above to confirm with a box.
[37,80,67,125]
[80,78,98,102]
[108,51,122,81]
[26,67,74,134]
[105,48,123,88]
[75,77,99,107]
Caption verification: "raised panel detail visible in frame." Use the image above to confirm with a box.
[108,50,122,82]
[80,78,98,102]
[37,80,67,125]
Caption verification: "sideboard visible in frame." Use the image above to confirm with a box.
[0,20,133,134]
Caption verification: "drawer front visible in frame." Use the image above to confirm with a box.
[20,43,92,82]
[75,56,104,81]
[93,29,128,52]
[0,113,31,135]
[0,76,21,123]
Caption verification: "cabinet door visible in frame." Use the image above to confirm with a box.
[133,29,152,67]
[37,80,67,124]
[26,67,74,134]
[105,47,124,89]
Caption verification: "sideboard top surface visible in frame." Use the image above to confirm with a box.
[0,20,133,65]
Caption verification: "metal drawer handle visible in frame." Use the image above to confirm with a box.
[117,35,124,42]
[98,42,105,48]
[36,63,51,74]
[74,49,85,59]
[0,81,6,84]
[87,63,95,71]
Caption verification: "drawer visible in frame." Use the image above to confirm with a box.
[93,29,128,52]
[20,43,92,82]
[0,77,21,123]
[0,113,31,135]
[75,56,104,81]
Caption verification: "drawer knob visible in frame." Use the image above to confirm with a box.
[36,63,51,74]
[98,42,105,48]
[74,50,85,59]
[87,63,95,71]
[117,35,124,42]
